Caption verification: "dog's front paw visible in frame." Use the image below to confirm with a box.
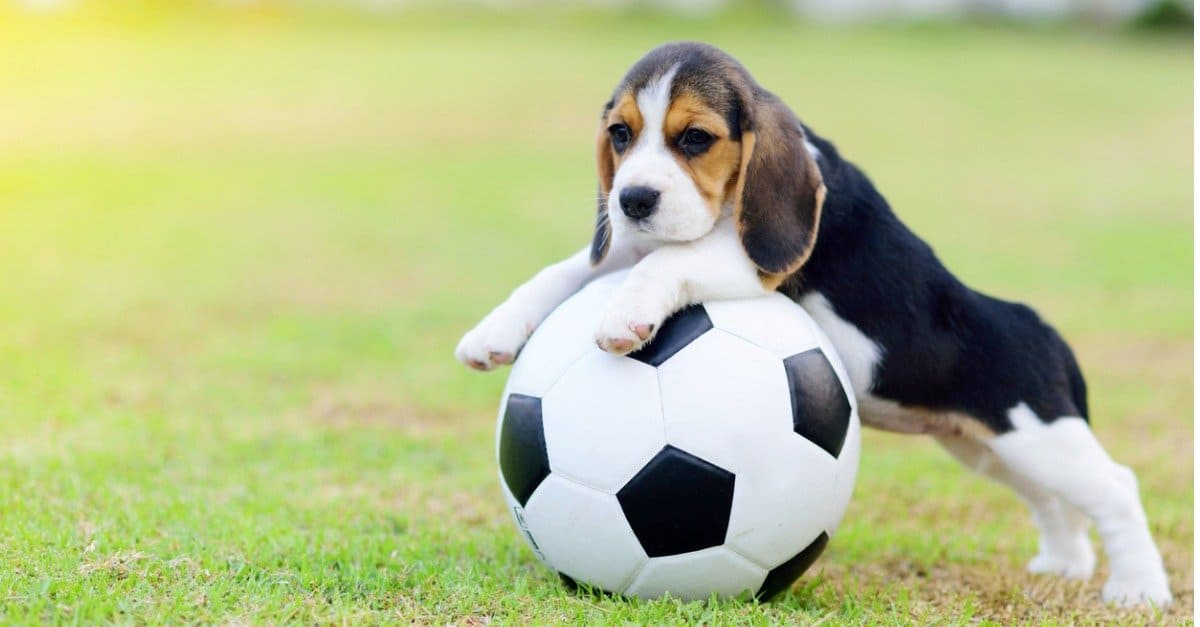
[594,294,667,356]
[1102,566,1172,608]
[455,308,536,371]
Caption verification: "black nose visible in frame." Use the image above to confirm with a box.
[619,186,660,220]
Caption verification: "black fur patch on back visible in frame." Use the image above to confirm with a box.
[783,125,1089,433]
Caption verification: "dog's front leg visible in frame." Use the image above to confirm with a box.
[457,244,636,370]
[596,221,768,354]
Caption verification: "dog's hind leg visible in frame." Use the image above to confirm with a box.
[937,434,1095,580]
[986,404,1170,606]
[942,404,1171,607]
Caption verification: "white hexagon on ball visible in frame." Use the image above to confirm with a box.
[657,329,796,470]
[523,475,648,592]
[625,546,766,601]
[702,294,823,358]
[495,269,861,601]
[541,356,665,493]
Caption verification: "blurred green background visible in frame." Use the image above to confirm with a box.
[0,2,1192,623]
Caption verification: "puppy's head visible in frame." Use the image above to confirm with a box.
[590,42,825,277]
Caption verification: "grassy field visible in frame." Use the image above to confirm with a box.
[0,7,1192,624]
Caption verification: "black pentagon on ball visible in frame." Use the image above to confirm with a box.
[783,349,851,457]
[498,393,550,506]
[616,445,735,558]
[755,531,829,601]
[628,304,713,367]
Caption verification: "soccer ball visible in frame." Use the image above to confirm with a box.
[496,270,860,601]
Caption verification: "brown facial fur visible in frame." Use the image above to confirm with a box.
[602,92,645,176]
[610,93,644,141]
[591,121,614,265]
[591,91,643,265]
[662,91,742,222]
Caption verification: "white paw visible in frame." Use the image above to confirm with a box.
[594,293,668,356]
[1026,547,1095,580]
[1102,568,1172,608]
[455,308,536,371]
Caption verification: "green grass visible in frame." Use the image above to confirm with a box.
[0,8,1192,624]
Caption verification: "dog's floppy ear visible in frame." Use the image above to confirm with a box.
[734,91,826,277]
[590,104,616,266]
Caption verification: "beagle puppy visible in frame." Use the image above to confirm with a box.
[455,42,1171,607]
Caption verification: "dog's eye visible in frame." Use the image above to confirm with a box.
[679,128,714,156]
[608,123,632,152]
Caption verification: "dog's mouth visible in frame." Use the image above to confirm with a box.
[610,207,654,235]
[641,212,720,244]
[623,215,664,240]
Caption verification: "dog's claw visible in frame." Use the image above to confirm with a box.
[454,307,537,371]
[488,351,514,365]
[597,337,636,353]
